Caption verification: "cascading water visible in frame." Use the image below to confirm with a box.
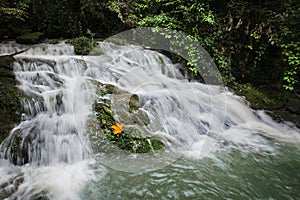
[1,43,93,166]
[0,42,299,199]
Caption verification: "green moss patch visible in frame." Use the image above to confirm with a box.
[0,83,22,149]
[230,83,278,110]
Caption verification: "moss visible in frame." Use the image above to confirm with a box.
[0,84,22,113]
[129,94,139,111]
[68,36,97,55]
[95,82,115,96]
[16,32,44,44]
[107,132,164,153]
[230,83,300,127]
[88,82,164,153]
[230,83,278,110]
[0,81,23,145]
[0,55,21,144]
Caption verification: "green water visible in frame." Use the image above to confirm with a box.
[83,144,300,200]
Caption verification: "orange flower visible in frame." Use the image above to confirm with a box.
[111,123,123,135]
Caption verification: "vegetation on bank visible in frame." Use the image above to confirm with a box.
[1,0,299,92]
[107,0,299,91]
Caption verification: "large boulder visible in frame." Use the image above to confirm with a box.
[16,32,44,44]
[88,82,164,154]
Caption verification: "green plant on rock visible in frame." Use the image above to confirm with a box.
[88,82,164,153]
[68,36,97,55]
[231,83,278,110]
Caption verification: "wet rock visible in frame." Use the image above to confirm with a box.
[286,98,300,115]
[231,84,300,127]
[129,94,139,111]
[87,82,164,154]
[0,55,21,144]
[0,170,24,199]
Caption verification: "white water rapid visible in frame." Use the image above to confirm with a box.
[0,42,299,199]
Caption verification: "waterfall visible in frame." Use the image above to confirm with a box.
[1,43,94,166]
[0,42,299,199]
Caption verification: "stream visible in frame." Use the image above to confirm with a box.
[0,41,299,200]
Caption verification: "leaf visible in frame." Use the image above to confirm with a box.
[111,123,123,135]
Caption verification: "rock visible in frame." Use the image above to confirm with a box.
[129,94,139,111]
[16,32,44,44]
[0,55,21,144]
[0,56,16,85]
[267,110,300,128]
[68,36,97,55]
[88,82,164,154]
[286,98,300,115]
[231,84,300,127]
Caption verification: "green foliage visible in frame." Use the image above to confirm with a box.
[281,42,300,91]
[68,36,97,55]
[108,0,299,90]
[265,0,300,90]
[0,0,124,38]
[1,0,299,91]
[0,0,30,38]
[138,13,179,29]
[0,7,27,21]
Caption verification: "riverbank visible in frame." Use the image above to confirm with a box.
[230,83,300,128]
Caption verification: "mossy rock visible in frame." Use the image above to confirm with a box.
[88,82,164,154]
[129,94,139,111]
[94,82,115,96]
[0,55,17,85]
[1,123,40,165]
[0,84,22,115]
[0,66,15,80]
[0,55,22,144]
[16,32,44,44]
[0,55,15,69]
[68,36,97,55]
[0,87,21,145]
[231,83,300,127]
[230,83,278,110]
[106,131,164,153]
[0,171,24,199]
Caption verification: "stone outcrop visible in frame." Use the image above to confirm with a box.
[16,32,44,44]
[0,55,21,144]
